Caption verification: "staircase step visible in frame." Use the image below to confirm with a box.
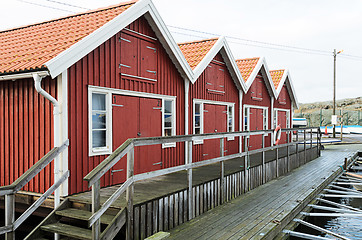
[56,208,114,225]
[40,223,92,240]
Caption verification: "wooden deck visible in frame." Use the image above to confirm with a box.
[167,144,362,240]
[68,145,305,208]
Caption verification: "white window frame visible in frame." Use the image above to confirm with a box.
[88,89,112,156]
[162,98,177,148]
[274,108,290,129]
[193,99,235,144]
[88,86,177,155]
[243,105,269,136]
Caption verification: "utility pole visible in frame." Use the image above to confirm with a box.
[333,49,337,138]
[332,49,343,138]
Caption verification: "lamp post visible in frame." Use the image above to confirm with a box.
[333,49,343,138]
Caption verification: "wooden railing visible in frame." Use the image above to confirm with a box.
[0,140,69,240]
[84,128,321,239]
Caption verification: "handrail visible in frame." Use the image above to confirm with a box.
[0,139,69,237]
[0,139,69,196]
[84,127,318,187]
[84,127,320,237]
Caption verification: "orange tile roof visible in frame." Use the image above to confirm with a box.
[0,1,137,75]
[178,38,218,69]
[270,69,285,89]
[235,57,260,82]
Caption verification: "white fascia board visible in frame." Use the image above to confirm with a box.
[45,0,194,82]
[284,71,299,109]
[220,38,247,92]
[146,2,194,81]
[260,58,277,99]
[45,0,150,78]
[244,57,263,92]
[192,37,224,83]
[0,70,49,81]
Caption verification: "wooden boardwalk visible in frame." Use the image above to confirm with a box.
[68,145,303,208]
[168,144,362,240]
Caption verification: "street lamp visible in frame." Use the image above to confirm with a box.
[332,49,343,138]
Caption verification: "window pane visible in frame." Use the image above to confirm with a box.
[165,100,172,113]
[92,112,106,129]
[164,128,172,136]
[164,114,172,127]
[228,106,232,115]
[92,130,106,148]
[195,115,200,127]
[195,104,200,114]
[195,128,200,134]
[92,93,106,111]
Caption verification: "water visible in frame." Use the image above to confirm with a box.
[291,189,362,239]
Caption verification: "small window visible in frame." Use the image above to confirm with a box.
[228,106,233,132]
[274,110,278,128]
[194,103,202,135]
[244,107,249,131]
[263,108,268,130]
[286,111,290,128]
[89,91,111,156]
[163,99,176,148]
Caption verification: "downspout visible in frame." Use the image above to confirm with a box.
[271,96,274,146]
[33,73,61,208]
[184,79,190,162]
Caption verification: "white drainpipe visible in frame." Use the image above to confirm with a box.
[33,73,61,208]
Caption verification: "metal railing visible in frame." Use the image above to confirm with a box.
[0,140,69,240]
[84,127,321,239]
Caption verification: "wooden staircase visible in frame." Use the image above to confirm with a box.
[25,198,126,240]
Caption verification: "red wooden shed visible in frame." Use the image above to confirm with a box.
[235,57,277,150]
[0,0,195,196]
[178,37,246,161]
[270,69,298,144]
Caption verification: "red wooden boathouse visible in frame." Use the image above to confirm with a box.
[235,57,277,150]
[270,69,298,144]
[178,37,246,162]
[0,0,195,196]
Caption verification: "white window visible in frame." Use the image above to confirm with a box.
[286,112,290,128]
[274,110,278,128]
[162,99,176,148]
[263,108,268,130]
[194,103,202,135]
[89,91,112,156]
[244,107,249,131]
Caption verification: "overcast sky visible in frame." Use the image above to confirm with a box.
[2,0,362,103]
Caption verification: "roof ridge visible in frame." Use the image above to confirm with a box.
[0,0,137,34]
[235,57,260,62]
[178,37,219,46]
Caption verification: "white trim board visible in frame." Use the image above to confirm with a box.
[45,0,194,82]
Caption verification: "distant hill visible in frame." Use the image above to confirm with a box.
[293,97,362,127]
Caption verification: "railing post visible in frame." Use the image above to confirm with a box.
[5,194,15,240]
[310,128,313,150]
[187,140,193,220]
[220,138,225,204]
[126,147,134,240]
[244,136,249,192]
[92,180,101,240]
[276,143,279,178]
[317,128,321,156]
[304,129,307,163]
[262,135,265,184]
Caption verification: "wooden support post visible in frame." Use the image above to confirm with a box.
[304,129,307,163]
[126,148,135,240]
[220,138,225,204]
[5,194,15,240]
[296,130,299,161]
[310,128,313,150]
[276,144,279,178]
[187,140,193,220]
[344,158,348,171]
[244,136,249,192]
[262,135,265,184]
[287,131,290,172]
[92,180,101,240]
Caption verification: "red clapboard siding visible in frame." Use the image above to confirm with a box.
[67,16,185,194]
[243,73,272,147]
[274,85,291,110]
[189,53,240,163]
[0,77,56,193]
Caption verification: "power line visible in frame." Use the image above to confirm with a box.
[15,0,76,13]
[44,0,90,10]
[168,25,331,54]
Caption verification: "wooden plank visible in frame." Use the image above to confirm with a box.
[41,223,91,240]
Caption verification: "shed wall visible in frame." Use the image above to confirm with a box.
[67,16,185,194]
[0,77,55,193]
